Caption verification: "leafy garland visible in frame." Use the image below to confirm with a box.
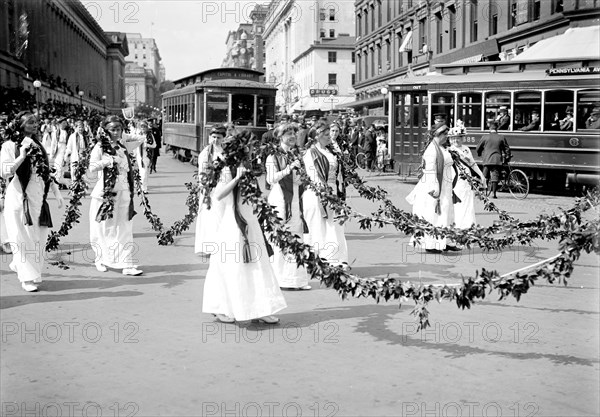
[93,133,120,222]
[156,180,200,245]
[45,143,92,251]
[131,159,164,233]
[195,137,599,329]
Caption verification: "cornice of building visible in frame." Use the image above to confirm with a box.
[263,0,295,40]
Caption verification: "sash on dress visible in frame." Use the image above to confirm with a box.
[310,147,329,219]
[273,153,309,233]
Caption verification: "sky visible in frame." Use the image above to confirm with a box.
[89,0,264,80]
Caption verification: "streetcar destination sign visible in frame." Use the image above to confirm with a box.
[546,67,600,76]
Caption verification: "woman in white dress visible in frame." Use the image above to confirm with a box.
[134,121,156,193]
[406,122,458,253]
[0,112,64,291]
[448,122,486,229]
[194,125,226,255]
[302,120,348,266]
[266,123,310,290]
[53,120,68,188]
[88,115,145,276]
[202,130,287,324]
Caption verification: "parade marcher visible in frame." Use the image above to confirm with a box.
[53,119,69,188]
[0,120,12,254]
[88,115,146,275]
[406,121,458,253]
[65,120,89,185]
[202,130,287,324]
[0,112,64,291]
[302,120,349,266]
[134,121,156,193]
[476,120,512,199]
[449,121,486,229]
[266,123,310,290]
[194,125,226,255]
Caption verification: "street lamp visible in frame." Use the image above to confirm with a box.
[121,99,126,108]
[329,94,334,113]
[101,95,106,114]
[78,90,84,107]
[33,80,42,116]
[380,87,389,116]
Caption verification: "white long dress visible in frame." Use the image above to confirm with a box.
[53,129,67,183]
[88,134,144,268]
[134,134,156,193]
[406,142,455,250]
[194,144,225,254]
[302,144,348,265]
[451,144,477,229]
[0,140,50,283]
[202,168,287,321]
[266,153,309,288]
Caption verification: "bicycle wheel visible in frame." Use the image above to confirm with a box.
[508,169,529,199]
[356,152,368,170]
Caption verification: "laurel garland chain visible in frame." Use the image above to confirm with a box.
[131,160,164,233]
[45,144,92,252]
[156,180,200,245]
[93,133,120,222]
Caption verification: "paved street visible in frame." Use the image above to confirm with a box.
[1,152,599,417]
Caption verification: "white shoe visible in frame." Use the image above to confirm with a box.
[122,267,143,276]
[299,285,312,290]
[21,281,39,292]
[214,314,235,323]
[95,262,107,272]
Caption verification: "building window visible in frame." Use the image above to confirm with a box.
[330,29,335,37]
[328,51,337,63]
[491,12,498,35]
[320,29,326,38]
[378,0,382,27]
[470,0,478,42]
[377,43,382,74]
[320,8,326,20]
[533,0,541,20]
[449,6,456,49]
[357,55,361,81]
[436,13,443,54]
[351,52,355,63]
[143,45,146,49]
[352,74,356,85]
[397,32,403,67]
[419,18,426,51]
[371,4,375,32]
[371,48,375,77]
[387,0,391,21]
[357,14,362,36]
[552,0,564,13]
[386,39,391,70]
[328,73,337,85]
[329,8,335,21]
[510,0,517,28]
[364,9,369,34]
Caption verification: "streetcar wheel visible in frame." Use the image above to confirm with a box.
[356,152,367,170]
[508,169,529,199]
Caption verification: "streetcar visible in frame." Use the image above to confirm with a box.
[388,58,600,190]
[162,68,277,162]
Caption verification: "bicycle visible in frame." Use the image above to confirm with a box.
[490,163,530,199]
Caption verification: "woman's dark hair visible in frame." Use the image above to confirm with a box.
[15,111,35,129]
[101,115,124,130]
[313,120,329,135]
[275,122,298,138]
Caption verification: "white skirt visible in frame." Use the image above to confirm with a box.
[202,202,287,321]
[453,178,476,229]
[89,191,137,268]
[302,189,348,265]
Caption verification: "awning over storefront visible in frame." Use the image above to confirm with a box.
[398,30,413,53]
[512,26,600,61]
[291,96,355,112]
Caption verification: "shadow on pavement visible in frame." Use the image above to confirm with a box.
[0,290,143,310]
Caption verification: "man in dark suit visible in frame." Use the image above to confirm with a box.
[520,109,541,131]
[150,118,162,173]
[496,107,510,130]
[348,120,360,157]
[296,117,309,149]
[261,118,276,146]
[362,124,376,170]
[476,120,512,199]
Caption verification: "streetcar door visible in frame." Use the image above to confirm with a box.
[394,91,428,176]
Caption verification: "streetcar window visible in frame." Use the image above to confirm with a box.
[206,93,229,124]
[257,96,275,126]
[544,90,574,131]
[576,89,600,131]
[484,92,511,130]
[457,93,482,129]
[514,91,541,131]
[231,94,255,126]
[431,93,454,126]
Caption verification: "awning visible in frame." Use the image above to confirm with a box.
[291,96,355,112]
[453,54,483,64]
[512,26,600,61]
[398,30,413,53]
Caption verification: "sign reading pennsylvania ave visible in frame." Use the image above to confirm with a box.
[546,67,600,76]
[310,89,338,96]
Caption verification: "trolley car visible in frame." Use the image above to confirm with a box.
[388,58,600,190]
[162,68,277,161]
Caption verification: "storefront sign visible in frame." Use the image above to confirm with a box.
[310,89,338,96]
